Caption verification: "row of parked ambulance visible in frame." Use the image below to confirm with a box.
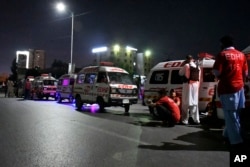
[20,62,138,113]
[21,57,250,119]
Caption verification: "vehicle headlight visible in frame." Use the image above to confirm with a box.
[133,89,138,94]
[111,88,117,93]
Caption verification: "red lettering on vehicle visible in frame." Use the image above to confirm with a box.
[208,88,214,96]
[84,86,91,93]
[118,84,133,89]
[163,62,182,68]
[97,87,109,92]
[110,68,125,72]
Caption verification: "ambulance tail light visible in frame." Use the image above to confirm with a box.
[198,52,215,59]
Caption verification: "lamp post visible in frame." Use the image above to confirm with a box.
[144,50,152,75]
[56,2,75,74]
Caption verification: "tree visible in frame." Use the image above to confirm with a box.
[50,59,68,78]
[25,68,41,78]
[10,58,18,81]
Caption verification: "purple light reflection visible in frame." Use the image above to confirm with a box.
[90,103,100,113]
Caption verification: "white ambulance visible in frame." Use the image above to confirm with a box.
[144,56,216,115]
[73,62,138,112]
[56,73,77,103]
[31,74,57,100]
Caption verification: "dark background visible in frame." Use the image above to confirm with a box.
[1,0,250,73]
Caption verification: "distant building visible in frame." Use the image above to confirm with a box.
[92,45,153,76]
[16,49,45,70]
[16,49,45,80]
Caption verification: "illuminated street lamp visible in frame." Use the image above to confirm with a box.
[145,50,151,57]
[56,2,75,74]
[113,44,120,54]
[126,46,138,52]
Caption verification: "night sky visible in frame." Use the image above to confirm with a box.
[1,0,250,73]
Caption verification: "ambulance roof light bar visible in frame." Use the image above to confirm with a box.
[99,62,114,66]
[198,52,214,59]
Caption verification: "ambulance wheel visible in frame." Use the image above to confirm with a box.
[97,97,105,112]
[75,96,82,111]
[69,96,73,103]
[124,104,130,113]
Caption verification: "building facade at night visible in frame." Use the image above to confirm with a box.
[92,45,153,76]
[16,49,45,70]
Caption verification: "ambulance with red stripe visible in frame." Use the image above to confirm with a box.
[31,74,57,100]
[144,54,216,115]
[73,62,138,112]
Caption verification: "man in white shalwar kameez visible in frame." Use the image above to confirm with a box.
[179,55,200,125]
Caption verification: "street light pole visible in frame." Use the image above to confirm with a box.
[70,12,74,73]
[56,2,75,74]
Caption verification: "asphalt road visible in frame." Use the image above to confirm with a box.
[0,93,230,167]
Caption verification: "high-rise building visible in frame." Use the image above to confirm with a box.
[16,49,45,69]
[32,50,45,69]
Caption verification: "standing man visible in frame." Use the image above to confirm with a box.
[2,81,7,97]
[148,89,180,127]
[179,55,200,125]
[213,35,248,148]
[7,79,14,97]
[24,78,31,100]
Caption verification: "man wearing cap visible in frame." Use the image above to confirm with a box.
[179,55,200,125]
[213,35,248,149]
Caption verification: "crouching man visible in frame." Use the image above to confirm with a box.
[148,89,181,127]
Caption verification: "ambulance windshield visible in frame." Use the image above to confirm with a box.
[108,72,133,84]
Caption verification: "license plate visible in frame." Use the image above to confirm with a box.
[122,99,129,104]
[50,93,54,95]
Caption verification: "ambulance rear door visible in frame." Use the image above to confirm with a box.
[198,59,217,112]
[144,60,184,104]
